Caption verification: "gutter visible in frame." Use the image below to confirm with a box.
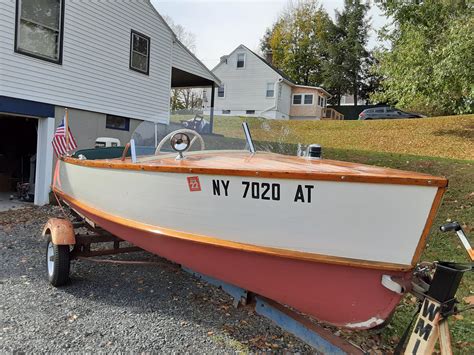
[281,78,332,98]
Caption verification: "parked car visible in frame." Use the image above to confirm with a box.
[358,107,423,120]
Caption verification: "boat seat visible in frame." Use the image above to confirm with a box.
[72,146,158,160]
[72,147,128,160]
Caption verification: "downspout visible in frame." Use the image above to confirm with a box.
[260,78,281,118]
[210,83,215,133]
[261,104,276,117]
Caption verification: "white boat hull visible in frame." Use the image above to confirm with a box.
[56,160,438,267]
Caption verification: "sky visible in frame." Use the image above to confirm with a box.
[152,0,388,69]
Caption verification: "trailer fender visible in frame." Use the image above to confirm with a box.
[42,218,76,245]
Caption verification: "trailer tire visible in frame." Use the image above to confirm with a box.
[46,237,70,286]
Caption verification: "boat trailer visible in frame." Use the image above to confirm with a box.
[43,212,473,354]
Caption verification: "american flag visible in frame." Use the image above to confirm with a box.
[52,118,77,156]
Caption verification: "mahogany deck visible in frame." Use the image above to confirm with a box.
[63,151,448,187]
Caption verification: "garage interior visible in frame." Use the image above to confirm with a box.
[0,115,38,204]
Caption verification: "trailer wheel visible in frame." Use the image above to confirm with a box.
[46,237,70,286]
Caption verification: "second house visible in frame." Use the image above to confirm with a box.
[203,45,342,120]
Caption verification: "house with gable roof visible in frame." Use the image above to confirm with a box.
[203,45,342,120]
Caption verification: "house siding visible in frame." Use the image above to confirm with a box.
[53,107,142,151]
[205,46,280,115]
[289,87,327,119]
[0,0,172,123]
[172,41,216,84]
[202,45,333,120]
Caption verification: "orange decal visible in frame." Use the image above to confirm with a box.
[187,176,201,192]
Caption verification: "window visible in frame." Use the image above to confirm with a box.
[217,84,225,98]
[106,115,130,131]
[246,110,255,114]
[293,94,302,105]
[222,110,231,114]
[293,94,314,105]
[236,53,245,68]
[130,30,150,74]
[15,0,65,63]
[266,83,275,98]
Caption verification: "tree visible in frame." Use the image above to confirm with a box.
[323,0,370,106]
[163,15,196,52]
[163,16,202,111]
[259,27,273,55]
[260,1,333,86]
[321,15,348,105]
[261,1,373,106]
[372,1,474,115]
[358,51,382,104]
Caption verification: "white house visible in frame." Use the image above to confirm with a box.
[0,0,219,206]
[339,94,366,106]
[203,45,340,120]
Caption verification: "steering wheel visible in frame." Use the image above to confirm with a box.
[155,129,206,155]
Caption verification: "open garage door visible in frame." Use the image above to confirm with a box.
[0,115,38,204]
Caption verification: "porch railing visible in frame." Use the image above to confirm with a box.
[322,108,344,120]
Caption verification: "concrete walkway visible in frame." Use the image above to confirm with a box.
[0,192,32,212]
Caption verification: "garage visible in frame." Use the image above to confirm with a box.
[0,97,56,207]
[0,115,38,202]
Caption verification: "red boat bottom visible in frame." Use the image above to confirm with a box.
[70,200,409,329]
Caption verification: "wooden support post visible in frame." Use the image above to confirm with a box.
[438,321,453,355]
[65,108,70,152]
[210,83,215,134]
[405,298,443,354]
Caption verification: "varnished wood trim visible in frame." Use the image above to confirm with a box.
[410,187,446,264]
[61,156,448,187]
[468,249,474,262]
[121,143,131,161]
[54,188,413,272]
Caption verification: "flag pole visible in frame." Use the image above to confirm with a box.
[65,108,70,153]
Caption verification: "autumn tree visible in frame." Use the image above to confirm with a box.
[260,1,332,86]
[261,1,373,105]
[373,1,474,115]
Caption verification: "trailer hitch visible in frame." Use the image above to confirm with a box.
[399,223,473,354]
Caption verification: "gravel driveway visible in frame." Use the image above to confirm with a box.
[0,205,313,353]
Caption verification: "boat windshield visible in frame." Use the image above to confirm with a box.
[131,118,303,159]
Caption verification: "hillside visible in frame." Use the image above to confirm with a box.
[211,114,474,161]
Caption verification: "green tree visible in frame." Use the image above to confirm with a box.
[322,17,349,105]
[373,1,474,115]
[260,1,332,86]
[324,0,370,106]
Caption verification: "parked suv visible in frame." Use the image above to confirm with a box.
[358,107,422,120]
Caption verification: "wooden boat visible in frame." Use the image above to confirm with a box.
[52,129,447,330]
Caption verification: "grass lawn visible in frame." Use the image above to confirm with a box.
[193,114,473,352]
[320,148,473,353]
[207,114,474,160]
